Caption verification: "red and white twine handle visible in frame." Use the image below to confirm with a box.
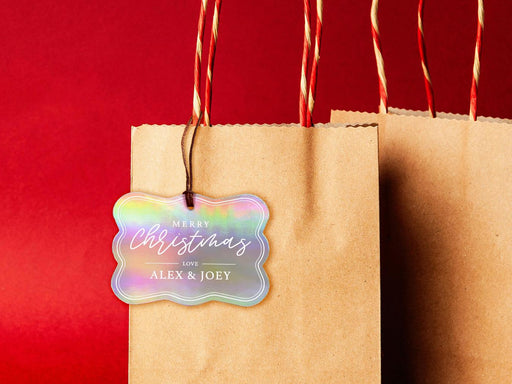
[371,0,388,114]
[417,0,436,118]
[300,0,323,127]
[204,0,222,126]
[470,0,484,121]
[192,0,222,126]
[300,0,311,127]
[374,0,483,120]
[192,0,208,124]
[306,0,323,128]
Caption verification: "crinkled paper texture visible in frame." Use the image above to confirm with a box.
[129,123,381,384]
[331,109,512,383]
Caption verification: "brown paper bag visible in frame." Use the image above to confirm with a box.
[331,109,512,383]
[129,122,380,383]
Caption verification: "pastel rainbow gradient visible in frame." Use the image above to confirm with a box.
[111,192,270,306]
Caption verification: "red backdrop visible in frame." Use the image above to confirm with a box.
[1,1,510,383]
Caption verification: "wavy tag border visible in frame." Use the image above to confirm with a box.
[111,192,270,307]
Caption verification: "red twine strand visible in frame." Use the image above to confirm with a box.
[300,0,323,127]
[417,0,436,117]
[192,0,208,124]
[469,0,484,121]
[300,0,311,127]
[204,0,222,126]
[371,0,388,114]
[192,0,222,126]
[306,0,323,128]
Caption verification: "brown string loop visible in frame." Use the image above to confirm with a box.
[181,112,203,209]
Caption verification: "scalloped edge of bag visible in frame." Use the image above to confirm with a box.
[331,108,512,125]
[131,122,378,131]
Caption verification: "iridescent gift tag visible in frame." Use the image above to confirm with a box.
[111,192,270,306]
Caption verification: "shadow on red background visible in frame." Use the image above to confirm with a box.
[0,1,510,383]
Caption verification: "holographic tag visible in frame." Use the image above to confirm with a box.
[111,192,270,306]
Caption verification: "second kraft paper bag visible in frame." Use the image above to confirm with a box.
[329,1,512,380]
[128,122,380,383]
[331,109,512,383]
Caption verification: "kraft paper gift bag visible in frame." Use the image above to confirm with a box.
[330,3,512,382]
[331,110,512,384]
[129,123,381,383]
[123,1,381,383]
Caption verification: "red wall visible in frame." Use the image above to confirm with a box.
[1,1,510,383]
